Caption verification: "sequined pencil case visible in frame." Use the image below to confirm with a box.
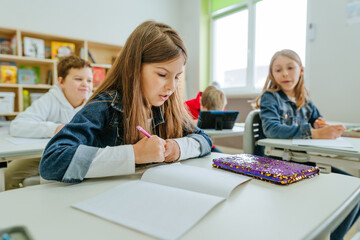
[212,154,319,185]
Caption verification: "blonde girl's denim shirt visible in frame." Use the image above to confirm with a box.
[259,90,321,139]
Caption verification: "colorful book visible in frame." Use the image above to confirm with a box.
[23,37,45,59]
[213,154,319,185]
[51,41,75,60]
[92,67,106,87]
[17,66,40,85]
[0,38,12,54]
[0,62,17,84]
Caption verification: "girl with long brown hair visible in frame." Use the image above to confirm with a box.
[39,21,212,183]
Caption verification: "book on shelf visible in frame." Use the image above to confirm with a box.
[0,38,11,55]
[17,65,40,85]
[51,41,75,60]
[72,163,250,240]
[10,34,16,55]
[92,67,106,87]
[46,69,53,85]
[0,62,17,84]
[87,50,96,63]
[23,37,45,59]
[44,46,51,59]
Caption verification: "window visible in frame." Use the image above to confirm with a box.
[213,10,248,89]
[211,0,307,96]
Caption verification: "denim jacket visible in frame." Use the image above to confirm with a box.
[260,90,321,139]
[39,90,212,183]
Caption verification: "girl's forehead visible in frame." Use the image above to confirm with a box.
[273,55,298,66]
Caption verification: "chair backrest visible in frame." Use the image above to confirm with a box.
[243,110,262,154]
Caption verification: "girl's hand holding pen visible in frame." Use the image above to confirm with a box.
[164,139,180,162]
[314,117,328,129]
[133,136,166,164]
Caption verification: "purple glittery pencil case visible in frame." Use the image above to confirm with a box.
[213,154,319,185]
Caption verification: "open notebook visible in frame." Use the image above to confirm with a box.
[72,163,250,240]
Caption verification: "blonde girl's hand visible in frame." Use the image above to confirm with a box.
[164,139,181,162]
[133,136,166,164]
[314,117,328,129]
[311,125,346,139]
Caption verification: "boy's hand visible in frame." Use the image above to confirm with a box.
[133,136,166,164]
[164,139,180,162]
[54,124,65,135]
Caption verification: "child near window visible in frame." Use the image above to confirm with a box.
[255,49,356,240]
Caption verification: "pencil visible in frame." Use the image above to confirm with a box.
[136,125,151,138]
[317,119,328,126]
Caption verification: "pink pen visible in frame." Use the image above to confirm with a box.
[136,125,151,138]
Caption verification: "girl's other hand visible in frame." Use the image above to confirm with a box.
[314,117,328,129]
[164,139,180,162]
[133,136,166,164]
[311,125,346,139]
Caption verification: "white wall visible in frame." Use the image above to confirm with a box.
[0,0,201,97]
[306,0,360,123]
[177,0,201,99]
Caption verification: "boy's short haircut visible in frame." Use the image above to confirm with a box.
[57,55,92,79]
[201,86,227,110]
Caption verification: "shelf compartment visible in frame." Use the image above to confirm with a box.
[87,41,121,65]
[21,31,85,59]
[0,27,17,56]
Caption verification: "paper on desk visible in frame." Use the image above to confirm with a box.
[73,181,223,240]
[73,163,250,240]
[292,138,354,148]
[5,137,50,145]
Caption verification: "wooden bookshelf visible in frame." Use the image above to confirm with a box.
[0,26,122,117]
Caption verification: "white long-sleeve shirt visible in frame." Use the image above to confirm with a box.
[10,84,88,138]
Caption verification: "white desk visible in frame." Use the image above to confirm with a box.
[0,135,49,158]
[203,122,244,140]
[1,152,360,240]
[258,138,360,175]
[0,135,49,191]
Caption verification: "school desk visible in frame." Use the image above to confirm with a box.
[257,138,360,176]
[0,135,50,191]
[203,122,244,140]
[0,152,360,240]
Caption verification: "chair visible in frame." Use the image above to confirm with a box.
[243,110,263,155]
[23,175,54,187]
[22,175,40,187]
